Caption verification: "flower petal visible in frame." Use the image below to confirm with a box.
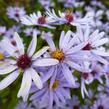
[62,64,76,86]
[0,70,19,90]
[33,58,59,67]
[92,50,109,57]
[32,46,49,60]
[44,33,56,51]
[60,31,72,50]
[18,70,32,101]
[42,67,54,83]
[27,31,37,57]
[66,60,82,72]
[92,38,108,47]
[0,65,17,75]
[66,42,87,55]
[59,31,65,49]
[14,32,24,55]
[1,37,16,56]
[30,68,43,89]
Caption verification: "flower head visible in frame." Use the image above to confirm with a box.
[0,31,58,101]
[43,30,87,86]
[46,9,94,27]
[7,6,26,22]
[21,11,55,29]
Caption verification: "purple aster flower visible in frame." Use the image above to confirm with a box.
[80,61,105,98]
[21,11,55,29]
[5,25,20,38]
[63,0,84,8]
[46,9,94,27]
[15,100,34,109]
[39,0,54,9]
[0,26,6,35]
[0,31,58,101]
[43,30,87,86]
[91,94,109,109]
[24,27,40,36]
[30,68,77,109]
[7,6,26,22]
[76,25,109,65]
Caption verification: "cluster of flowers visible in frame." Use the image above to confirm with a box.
[0,0,109,109]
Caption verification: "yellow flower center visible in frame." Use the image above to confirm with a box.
[48,80,59,90]
[51,49,65,61]
[52,80,59,90]
[0,53,5,60]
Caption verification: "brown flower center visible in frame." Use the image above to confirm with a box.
[82,73,89,80]
[82,43,92,50]
[38,16,46,24]
[74,105,80,109]
[65,11,73,23]
[15,13,19,17]
[98,105,104,109]
[17,54,31,70]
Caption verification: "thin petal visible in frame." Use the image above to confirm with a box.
[62,64,76,86]
[76,25,84,42]
[1,38,16,56]
[14,32,24,55]
[44,33,56,51]
[30,68,43,89]
[32,46,49,60]
[48,91,53,109]
[0,70,19,90]
[27,31,37,57]
[18,70,32,101]
[66,42,87,55]
[59,31,65,49]
[60,31,72,50]
[84,24,90,41]
[92,38,108,47]
[92,50,109,57]
[0,65,17,75]
[42,67,54,83]
[66,60,82,72]
[33,58,59,67]
[90,31,105,43]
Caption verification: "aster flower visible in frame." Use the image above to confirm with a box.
[7,6,26,22]
[79,61,93,98]
[15,101,34,109]
[63,95,81,109]
[91,94,109,109]
[30,69,75,109]
[76,25,109,65]
[46,9,93,27]
[0,26,6,35]
[0,31,58,101]
[21,11,55,29]
[24,27,40,36]
[80,61,104,98]
[5,26,21,38]
[41,31,53,40]
[91,0,106,9]
[90,62,104,83]
[86,10,104,31]
[43,30,88,86]
[39,0,54,9]
[63,0,84,8]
